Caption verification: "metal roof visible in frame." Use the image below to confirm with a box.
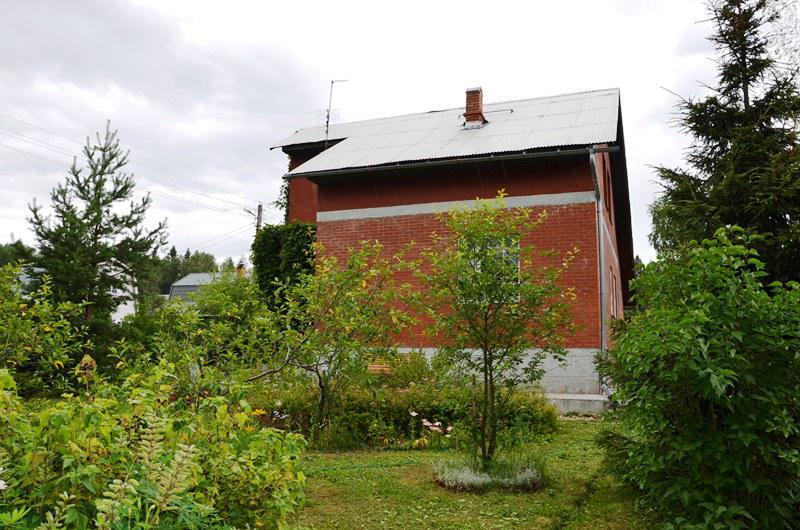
[273,88,620,175]
[171,272,218,287]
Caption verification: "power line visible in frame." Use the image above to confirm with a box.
[0,111,83,145]
[0,126,77,157]
[192,223,253,248]
[192,224,254,251]
[136,187,250,217]
[0,123,257,211]
[0,112,260,208]
[130,160,256,208]
[1,141,251,219]
[0,141,69,166]
[0,120,255,209]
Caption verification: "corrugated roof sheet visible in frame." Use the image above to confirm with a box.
[273,88,620,175]
[171,272,217,287]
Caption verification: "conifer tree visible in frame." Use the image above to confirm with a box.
[29,124,166,337]
[650,0,800,282]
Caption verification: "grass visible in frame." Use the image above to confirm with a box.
[296,419,656,529]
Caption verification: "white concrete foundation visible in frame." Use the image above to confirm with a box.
[398,347,608,414]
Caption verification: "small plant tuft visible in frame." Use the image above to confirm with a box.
[433,454,546,492]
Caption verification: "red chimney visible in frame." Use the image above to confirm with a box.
[464,87,487,127]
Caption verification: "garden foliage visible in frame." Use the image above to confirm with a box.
[0,264,87,395]
[249,367,559,450]
[250,222,315,300]
[0,362,306,529]
[249,241,413,442]
[598,228,800,529]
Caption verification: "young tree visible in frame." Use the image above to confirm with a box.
[419,195,575,470]
[650,0,800,282]
[28,124,166,338]
[248,242,411,442]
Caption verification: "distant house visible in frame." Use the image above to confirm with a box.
[273,87,634,413]
[169,273,218,301]
[17,264,136,322]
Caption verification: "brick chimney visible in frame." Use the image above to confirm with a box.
[464,87,487,128]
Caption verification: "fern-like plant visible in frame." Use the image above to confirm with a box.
[94,478,138,530]
[35,492,75,530]
[147,443,198,524]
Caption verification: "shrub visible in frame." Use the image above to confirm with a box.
[247,242,414,444]
[0,363,306,529]
[377,350,434,388]
[0,264,87,395]
[250,222,315,300]
[249,377,558,450]
[597,228,800,528]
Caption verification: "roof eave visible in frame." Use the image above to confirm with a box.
[284,144,621,182]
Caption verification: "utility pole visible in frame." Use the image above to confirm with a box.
[325,79,348,149]
[244,201,264,232]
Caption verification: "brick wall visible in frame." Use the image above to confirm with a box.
[288,154,632,354]
[317,156,593,212]
[286,146,325,223]
[594,149,623,347]
[317,202,601,350]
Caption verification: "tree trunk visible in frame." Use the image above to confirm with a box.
[481,351,491,471]
[486,366,497,466]
[313,377,329,444]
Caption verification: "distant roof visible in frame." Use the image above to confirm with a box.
[171,272,217,287]
[273,88,621,176]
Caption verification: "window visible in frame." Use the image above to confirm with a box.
[458,237,521,304]
[610,269,618,318]
[603,160,614,225]
[462,237,520,273]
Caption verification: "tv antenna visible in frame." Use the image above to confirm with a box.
[325,79,348,149]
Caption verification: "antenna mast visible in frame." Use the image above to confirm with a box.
[324,79,348,149]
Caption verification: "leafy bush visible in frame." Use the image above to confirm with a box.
[251,222,315,300]
[0,264,87,395]
[597,228,800,529]
[377,350,434,388]
[249,376,558,450]
[0,363,306,529]
[247,241,414,444]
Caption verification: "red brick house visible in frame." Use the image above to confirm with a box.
[272,87,633,412]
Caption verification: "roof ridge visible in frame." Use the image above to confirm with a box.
[287,87,620,135]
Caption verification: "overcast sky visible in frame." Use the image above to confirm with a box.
[0,0,722,263]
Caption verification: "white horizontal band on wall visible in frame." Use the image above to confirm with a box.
[316,191,597,222]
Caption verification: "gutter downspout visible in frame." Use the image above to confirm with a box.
[589,148,607,355]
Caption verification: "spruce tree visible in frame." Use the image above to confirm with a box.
[650,0,800,282]
[29,124,166,338]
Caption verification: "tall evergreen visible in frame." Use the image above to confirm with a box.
[650,0,800,282]
[29,124,166,337]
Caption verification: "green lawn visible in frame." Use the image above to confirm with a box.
[296,419,655,529]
